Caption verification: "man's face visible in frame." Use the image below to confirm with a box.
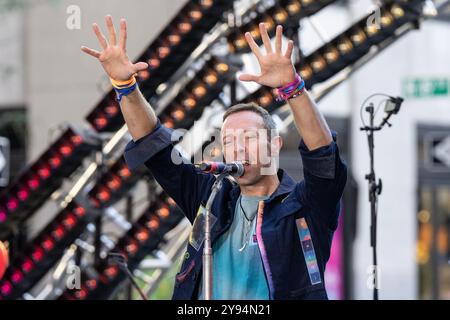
[221,110,282,186]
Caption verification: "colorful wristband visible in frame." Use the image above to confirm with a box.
[110,76,137,102]
[276,74,305,101]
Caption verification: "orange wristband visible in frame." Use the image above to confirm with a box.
[110,75,136,88]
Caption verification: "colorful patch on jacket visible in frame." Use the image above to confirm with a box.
[296,218,322,285]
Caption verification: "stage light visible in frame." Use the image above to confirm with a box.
[31,246,44,263]
[52,224,66,241]
[104,103,120,118]
[0,208,6,223]
[161,116,175,129]
[192,82,207,98]
[10,269,23,284]
[199,0,213,9]
[177,19,192,34]
[0,202,93,300]
[168,32,181,46]
[73,205,86,219]
[284,0,302,15]
[157,41,171,60]
[48,151,62,169]
[258,90,275,108]
[299,64,314,81]
[59,142,74,157]
[172,106,187,121]
[86,279,98,290]
[249,23,261,40]
[160,57,235,130]
[310,54,327,73]
[228,1,337,53]
[203,70,218,86]
[41,236,55,252]
[232,34,247,52]
[104,265,119,280]
[37,163,51,180]
[88,158,143,209]
[0,281,12,297]
[86,0,235,133]
[381,11,394,28]
[215,62,229,74]
[261,16,276,32]
[272,6,289,24]
[60,193,185,300]
[125,238,139,256]
[391,4,405,19]
[6,197,18,212]
[235,0,425,114]
[323,46,340,64]
[27,174,40,190]
[96,187,111,203]
[135,228,150,243]
[93,113,108,131]
[74,286,88,300]
[157,205,170,219]
[21,258,34,273]
[62,213,77,230]
[117,164,131,179]
[106,174,122,191]
[0,126,98,236]
[148,56,160,69]
[17,186,29,201]
[349,27,367,47]
[181,94,197,111]
[337,36,353,56]
[146,216,160,231]
[71,134,83,146]
[365,23,380,37]
[188,4,203,22]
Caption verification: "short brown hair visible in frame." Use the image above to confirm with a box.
[222,102,278,134]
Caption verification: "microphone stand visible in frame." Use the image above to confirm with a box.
[360,103,382,300]
[108,252,148,300]
[360,99,401,300]
[202,171,228,300]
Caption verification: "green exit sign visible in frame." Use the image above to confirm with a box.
[402,77,449,98]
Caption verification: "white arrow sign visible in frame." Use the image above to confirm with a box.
[433,135,450,168]
[0,137,10,187]
[0,149,5,173]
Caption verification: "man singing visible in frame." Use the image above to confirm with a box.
[81,15,347,300]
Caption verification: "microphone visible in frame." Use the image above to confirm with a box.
[196,161,245,177]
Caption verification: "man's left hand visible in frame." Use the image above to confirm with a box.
[239,23,297,88]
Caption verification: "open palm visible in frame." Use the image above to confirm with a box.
[81,15,148,82]
[239,23,297,88]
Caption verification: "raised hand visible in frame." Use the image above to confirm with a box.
[81,15,148,82]
[238,23,297,88]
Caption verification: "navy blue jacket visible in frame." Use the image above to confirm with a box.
[124,120,347,300]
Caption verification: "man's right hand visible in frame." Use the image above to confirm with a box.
[81,15,148,82]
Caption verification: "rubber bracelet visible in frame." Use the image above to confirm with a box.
[110,76,136,89]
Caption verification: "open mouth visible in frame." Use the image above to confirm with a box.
[236,159,250,165]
